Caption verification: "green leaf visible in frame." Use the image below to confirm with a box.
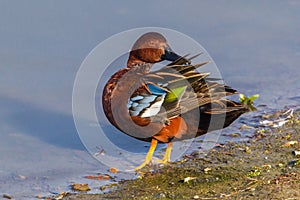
[247,169,261,178]
[239,93,245,101]
[248,94,260,101]
[239,93,259,111]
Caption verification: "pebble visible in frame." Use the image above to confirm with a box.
[18,175,26,180]
[283,141,298,147]
[204,167,212,173]
[292,150,300,156]
[2,194,12,199]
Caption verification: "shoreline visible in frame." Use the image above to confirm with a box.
[51,109,300,199]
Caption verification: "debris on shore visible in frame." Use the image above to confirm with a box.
[52,108,300,200]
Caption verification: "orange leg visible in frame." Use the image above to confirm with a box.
[158,142,173,164]
[135,139,158,171]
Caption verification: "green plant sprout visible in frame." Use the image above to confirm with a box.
[239,93,259,111]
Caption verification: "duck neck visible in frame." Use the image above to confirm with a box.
[126,55,152,73]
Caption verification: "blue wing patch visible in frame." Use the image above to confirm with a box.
[127,83,168,117]
[147,83,168,95]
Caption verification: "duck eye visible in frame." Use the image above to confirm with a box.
[148,41,155,47]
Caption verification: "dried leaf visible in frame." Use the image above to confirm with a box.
[109,167,119,174]
[84,175,111,180]
[183,176,196,183]
[71,183,90,191]
[50,192,70,200]
[222,133,241,137]
[240,124,254,130]
[282,141,298,147]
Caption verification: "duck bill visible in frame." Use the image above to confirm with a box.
[161,48,182,62]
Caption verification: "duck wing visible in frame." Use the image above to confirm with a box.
[127,56,248,121]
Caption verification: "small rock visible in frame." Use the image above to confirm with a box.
[262,164,272,169]
[245,146,251,153]
[287,159,300,166]
[193,195,200,199]
[277,163,284,168]
[18,175,26,180]
[292,150,300,156]
[160,193,166,198]
[100,186,106,191]
[169,181,175,186]
[204,167,212,173]
[2,194,12,199]
[153,193,166,198]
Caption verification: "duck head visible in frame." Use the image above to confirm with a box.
[127,32,186,67]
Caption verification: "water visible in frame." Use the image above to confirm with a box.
[1,1,300,199]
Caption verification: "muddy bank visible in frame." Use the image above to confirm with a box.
[56,109,300,200]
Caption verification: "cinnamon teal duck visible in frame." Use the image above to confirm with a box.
[102,32,249,170]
